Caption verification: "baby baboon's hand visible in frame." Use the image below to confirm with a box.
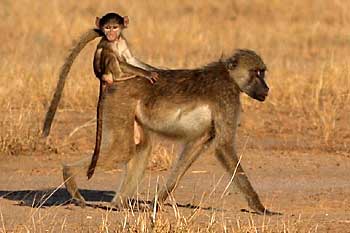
[101,74,114,85]
[148,72,159,84]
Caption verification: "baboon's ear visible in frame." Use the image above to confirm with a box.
[123,16,129,27]
[95,17,101,28]
[227,59,238,70]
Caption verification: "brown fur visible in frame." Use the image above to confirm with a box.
[86,15,158,179]
[42,13,157,181]
[63,49,280,215]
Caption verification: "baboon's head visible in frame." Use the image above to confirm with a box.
[226,49,269,101]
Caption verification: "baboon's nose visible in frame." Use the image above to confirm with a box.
[264,87,269,95]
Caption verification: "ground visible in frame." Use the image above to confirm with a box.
[1,1,350,231]
[0,111,349,232]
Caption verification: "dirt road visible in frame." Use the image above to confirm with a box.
[1,132,349,232]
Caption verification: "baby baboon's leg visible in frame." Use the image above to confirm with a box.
[157,134,214,205]
[112,124,152,207]
[215,145,280,215]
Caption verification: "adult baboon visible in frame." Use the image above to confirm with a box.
[63,49,280,215]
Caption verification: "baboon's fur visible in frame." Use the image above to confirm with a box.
[63,49,279,215]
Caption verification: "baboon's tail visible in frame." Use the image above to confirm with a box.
[42,29,102,137]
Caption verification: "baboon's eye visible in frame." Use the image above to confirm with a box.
[256,70,265,79]
[227,59,237,70]
[112,25,120,30]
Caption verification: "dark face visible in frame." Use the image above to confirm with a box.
[228,50,269,102]
[246,69,269,101]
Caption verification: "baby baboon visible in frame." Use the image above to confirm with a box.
[42,13,157,137]
[93,13,158,85]
[63,49,280,215]
[88,13,158,179]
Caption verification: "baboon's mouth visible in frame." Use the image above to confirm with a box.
[107,33,118,42]
[254,92,268,101]
[256,96,265,101]
[107,36,116,41]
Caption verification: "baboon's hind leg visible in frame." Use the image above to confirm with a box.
[63,156,91,206]
[112,125,153,207]
[63,94,138,206]
[62,127,116,206]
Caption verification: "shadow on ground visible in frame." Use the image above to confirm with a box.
[0,189,225,212]
[0,189,114,207]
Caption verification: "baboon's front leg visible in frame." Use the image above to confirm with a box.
[215,144,281,215]
[157,133,214,206]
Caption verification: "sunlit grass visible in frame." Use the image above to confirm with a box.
[1,1,349,155]
[0,0,349,231]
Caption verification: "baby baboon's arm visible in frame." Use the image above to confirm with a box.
[119,38,158,71]
[103,51,158,83]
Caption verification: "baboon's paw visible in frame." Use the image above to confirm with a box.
[262,209,282,216]
[71,199,86,208]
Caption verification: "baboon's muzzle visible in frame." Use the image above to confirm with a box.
[253,88,269,102]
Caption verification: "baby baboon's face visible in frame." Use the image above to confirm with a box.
[101,21,123,42]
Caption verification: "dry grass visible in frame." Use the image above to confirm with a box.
[0,181,320,233]
[1,0,349,154]
[0,0,350,231]
[1,0,350,152]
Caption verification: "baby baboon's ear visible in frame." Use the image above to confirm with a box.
[123,16,129,27]
[95,17,101,28]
